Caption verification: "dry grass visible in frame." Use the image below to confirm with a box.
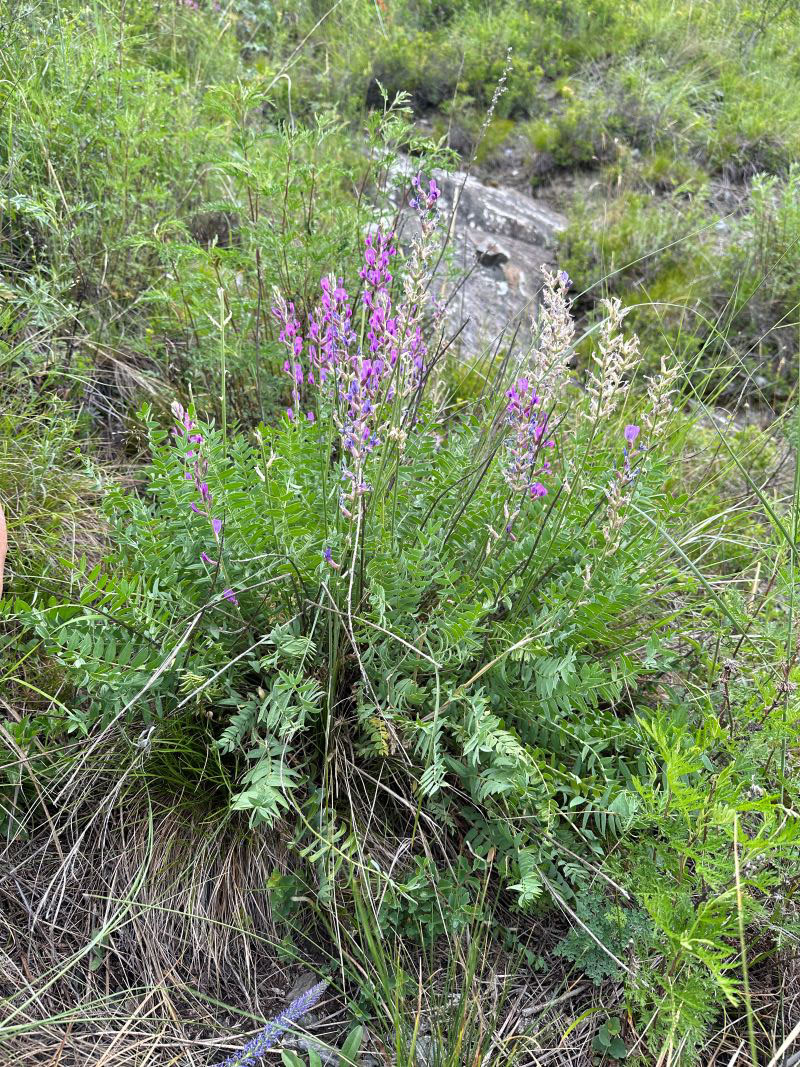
[0,734,605,1067]
[0,744,297,1067]
[2,739,798,1066]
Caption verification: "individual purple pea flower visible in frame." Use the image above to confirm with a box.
[622,424,643,479]
[216,980,328,1067]
[222,589,238,606]
[212,517,222,538]
[200,551,214,565]
[322,546,340,570]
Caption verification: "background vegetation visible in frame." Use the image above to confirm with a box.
[1,1,799,1065]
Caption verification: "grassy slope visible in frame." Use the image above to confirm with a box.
[262,0,800,402]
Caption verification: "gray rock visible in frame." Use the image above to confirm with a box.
[388,159,566,361]
[431,166,564,249]
[414,1034,435,1067]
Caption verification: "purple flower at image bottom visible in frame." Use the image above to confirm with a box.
[216,980,328,1067]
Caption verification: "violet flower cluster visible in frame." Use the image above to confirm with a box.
[171,402,238,605]
[272,176,442,525]
[275,299,307,423]
[216,979,328,1067]
[502,377,555,503]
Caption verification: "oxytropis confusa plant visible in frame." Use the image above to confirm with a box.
[272,175,442,526]
[171,209,675,584]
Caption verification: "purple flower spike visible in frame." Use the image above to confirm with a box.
[502,377,554,499]
[624,424,641,446]
[271,175,441,524]
[322,546,340,570]
[274,296,306,417]
[171,402,238,598]
[216,980,327,1067]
